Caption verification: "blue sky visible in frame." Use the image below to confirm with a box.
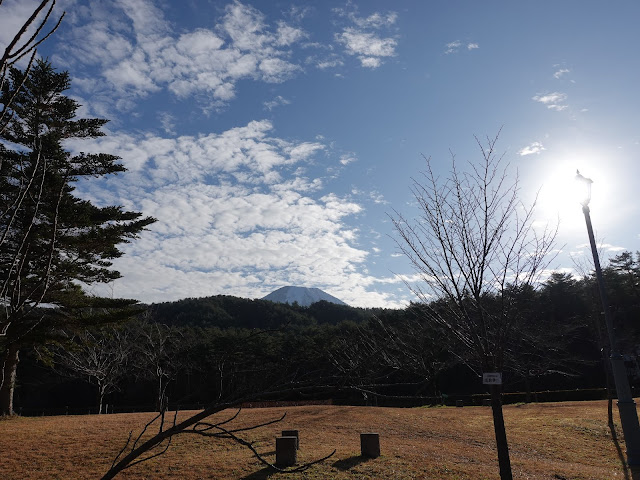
[2,0,639,308]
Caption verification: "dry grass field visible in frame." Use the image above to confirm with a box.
[0,400,637,479]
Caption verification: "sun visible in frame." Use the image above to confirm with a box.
[533,147,616,235]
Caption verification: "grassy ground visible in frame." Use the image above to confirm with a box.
[0,400,636,479]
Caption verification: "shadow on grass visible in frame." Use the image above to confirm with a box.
[332,455,370,471]
[609,422,638,480]
[241,466,276,480]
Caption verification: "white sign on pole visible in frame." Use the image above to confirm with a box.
[482,372,502,385]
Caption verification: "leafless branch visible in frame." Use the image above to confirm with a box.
[0,0,64,134]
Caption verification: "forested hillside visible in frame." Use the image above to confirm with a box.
[10,251,640,415]
[148,295,382,328]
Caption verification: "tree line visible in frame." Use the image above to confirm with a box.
[12,254,640,416]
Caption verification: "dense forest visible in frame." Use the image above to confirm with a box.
[11,251,640,415]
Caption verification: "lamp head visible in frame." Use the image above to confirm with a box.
[575,169,593,207]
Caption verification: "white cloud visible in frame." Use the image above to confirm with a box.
[64,120,400,308]
[275,21,306,46]
[59,1,306,108]
[532,92,568,111]
[263,95,291,111]
[333,5,397,28]
[576,243,626,253]
[518,141,545,156]
[340,154,356,165]
[336,28,397,68]
[333,6,398,69]
[353,12,398,29]
[311,54,345,70]
[359,56,381,69]
[554,68,570,79]
[157,112,176,135]
[445,40,478,54]
[369,191,387,204]
[444,40,461,54]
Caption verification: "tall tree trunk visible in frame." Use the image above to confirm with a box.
[490,384,513,480]
[524,371,532,404]
[0,344,20,415]
[97,385,105,415]
[157,376,166,412]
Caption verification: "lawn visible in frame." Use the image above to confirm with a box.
[0,400,635,479]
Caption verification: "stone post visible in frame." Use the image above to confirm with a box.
[360,432,380,458]
[276,436,297,467]
[282,429,299,449]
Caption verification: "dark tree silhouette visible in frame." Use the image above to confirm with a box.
[0,59,154,414]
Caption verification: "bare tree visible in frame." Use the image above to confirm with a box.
[54,327,132,414]
[133,319,184,412]
[391,132,558,480]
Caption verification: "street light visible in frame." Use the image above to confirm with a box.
[575,170,640,464]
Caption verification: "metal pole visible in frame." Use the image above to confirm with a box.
[582,204,640,464]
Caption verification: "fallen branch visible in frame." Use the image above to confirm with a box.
[104,405,335,478]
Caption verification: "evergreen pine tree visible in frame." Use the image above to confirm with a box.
[0,59,155,414]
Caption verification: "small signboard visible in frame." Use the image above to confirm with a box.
[483,372,502,385]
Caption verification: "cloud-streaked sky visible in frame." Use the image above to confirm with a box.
[2,0,639,308]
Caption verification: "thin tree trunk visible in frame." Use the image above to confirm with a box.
[490,384,513,480]
[0,344,20,415]
[524,371,532,404]
[157,376,166,412]
[98,385,105,415]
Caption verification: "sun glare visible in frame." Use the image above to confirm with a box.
[534,148,616,235]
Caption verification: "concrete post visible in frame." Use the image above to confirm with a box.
[276,436,297,467]
[360,432,380,458]
[282,429,299,449]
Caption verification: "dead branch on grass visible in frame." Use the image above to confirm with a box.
[186,408,336,473]
[104,405,335,478]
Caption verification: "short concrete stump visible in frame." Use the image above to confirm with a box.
[360,432,380,458]
[282,429,299,449]
[276,436,297,467]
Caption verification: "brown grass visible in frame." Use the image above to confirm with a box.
[0,400,635,479]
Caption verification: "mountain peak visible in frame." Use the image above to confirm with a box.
[262,286,347,307]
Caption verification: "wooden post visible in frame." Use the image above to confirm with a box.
[282,429,299,449]
[360,433,380,458]
[276,436,297,467]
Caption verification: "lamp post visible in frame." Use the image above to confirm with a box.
[576,170,640,464]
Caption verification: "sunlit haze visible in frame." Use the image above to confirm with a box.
[2,0,638,308]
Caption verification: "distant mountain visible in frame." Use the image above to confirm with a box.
[262,286,347,307]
